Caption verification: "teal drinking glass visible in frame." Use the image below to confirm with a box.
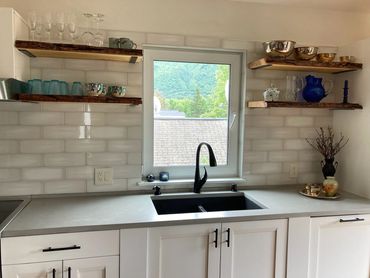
[49,80,60,95]
[28,79,42,94]
[71,82,83,95]
[60,81,69,95]
[42,80,50,95]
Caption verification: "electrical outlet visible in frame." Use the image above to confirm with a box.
[289,164,298,178]
[95,168,113,185]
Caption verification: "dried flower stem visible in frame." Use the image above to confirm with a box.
[305,127,349,159]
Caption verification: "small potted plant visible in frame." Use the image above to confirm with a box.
[305,127,349,179]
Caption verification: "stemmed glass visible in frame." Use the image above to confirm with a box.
[55,12,65,42]
[28,11,37,41]
[35,16,43,41]
[43,12,52,41]
[92,13,105,47]
[80,13,94,45]
[66,13,77,43]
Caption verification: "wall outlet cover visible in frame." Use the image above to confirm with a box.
[95,168,114,185]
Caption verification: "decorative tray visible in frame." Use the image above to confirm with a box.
[299,184,341,200]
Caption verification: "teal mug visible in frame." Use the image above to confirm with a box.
[119,38,137,49]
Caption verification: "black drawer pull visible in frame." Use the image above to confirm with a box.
[213,229,218,248]
[68,267,71,278]
[226,228,231,247]
[52,268,56,278]
[339,217,365,223]
[42,245,81,252]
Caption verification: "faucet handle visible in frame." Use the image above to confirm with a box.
[153,185,161,195]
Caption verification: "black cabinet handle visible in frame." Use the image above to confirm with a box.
[42,245,81,252]
[68,267,71,278]
[52,268,56,278]
[213,229,218,248]
[339,217,365,223]
[226,228,231,247]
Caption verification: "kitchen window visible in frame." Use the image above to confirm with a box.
[143,47,245,181]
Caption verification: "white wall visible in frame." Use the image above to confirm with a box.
[333,38,370,198]
[1,0,370,46]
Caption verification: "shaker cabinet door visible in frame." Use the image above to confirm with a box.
[147,223,221,278]
[2,261,63,278]
[63,256,119,278]
[220,219,288,278]
[309,214,370,278]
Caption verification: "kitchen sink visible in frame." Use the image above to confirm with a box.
[151,192,265,215]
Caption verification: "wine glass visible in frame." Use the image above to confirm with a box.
[92,13,105,47]
[35,16,43,41]
[55,12,65,42]
[28,11,37,40]
[66,12,77,42]
[80,13,94,45]
[43,12,52,41]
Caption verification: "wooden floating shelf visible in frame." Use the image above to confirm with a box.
[248,58,362,74]
[15,40,143,63]
[247,101,363,110]
[17,94,142,105]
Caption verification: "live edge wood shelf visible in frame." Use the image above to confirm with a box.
[15,40,143,63]
[248,58,362,74]
[17,94,142,105]
[247,101,363,110]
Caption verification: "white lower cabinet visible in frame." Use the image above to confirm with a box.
[2,261,63,278]
[120,219,288,278]
[308,214,370,278]
[1,230,120,278]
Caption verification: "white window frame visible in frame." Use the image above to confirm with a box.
[143,46,246,181]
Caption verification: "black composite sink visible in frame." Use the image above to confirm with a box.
[152,192,265,215]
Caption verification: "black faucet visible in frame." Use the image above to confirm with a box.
[194,142,217,193]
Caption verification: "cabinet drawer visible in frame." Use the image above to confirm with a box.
[1,230,119,265]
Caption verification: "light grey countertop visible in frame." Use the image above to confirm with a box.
[3,187,370,237]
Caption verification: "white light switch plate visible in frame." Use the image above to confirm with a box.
[95,168,113,185]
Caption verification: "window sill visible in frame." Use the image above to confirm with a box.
[138,177,246,187]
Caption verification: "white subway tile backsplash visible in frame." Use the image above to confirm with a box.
[30,68,42,79]
[87,178,128,192]
[108,140,141,152]
[44,153,86,167]
[44,180,86,194]
[0,126,41,139]
[113,165,142,178]
[90,126,127,139]
[105,113,142,126]
[20,140,64,153]
[0,169,21,182]
[0,141,18,154]
[125,86,142,98]
[244,174,267,186]
[299,150,321,161]
[127,152,142,165]
[127,126,142,139]
[266,174,297,185]
[299,127,318,139]
[65,112,105,126]
[298,172,322,184]
[42,69,85,83]
[0,182,43,195]
[31,57,64,69]
[269,128,299,139]
[106,61,143,73]
[245,127,267,139]
[87,152,127,166]
[86,71,127,85]
[0,112,18,125]
[314,116,333,127]
[284,139,312,150]
[64,59,106,71]
[269,108,301,116]
[269,151,298,162]
[252,139,283,151]
[43,126,86,139]
[85,103,128,113]
[0,102,41,112]
[147,33,185,46]
[286,116,314,127]
[0,154,42,168]
[251,162,282,174]
[66,140,106,153]
[246,116,284,127]
[19,112,64,125]
[127,73,142,86]
[244,151,268,163]
[42,102,85,112]
[66,166,94,180]
[301,109,332,116]
[185,36,221,48]
[22,168,64,181]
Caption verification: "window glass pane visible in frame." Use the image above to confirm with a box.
[153,60,230,167]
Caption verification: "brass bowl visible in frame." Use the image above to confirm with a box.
[262,40,296,58]
[340,56,355,63]
[294,47,318,60]
[317,53,336,63]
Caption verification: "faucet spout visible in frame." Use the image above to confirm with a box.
[194,142,217,193]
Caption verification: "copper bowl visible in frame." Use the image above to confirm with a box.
[262,40,296,58]
[294,47,318,60]
[317,53,336,63]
